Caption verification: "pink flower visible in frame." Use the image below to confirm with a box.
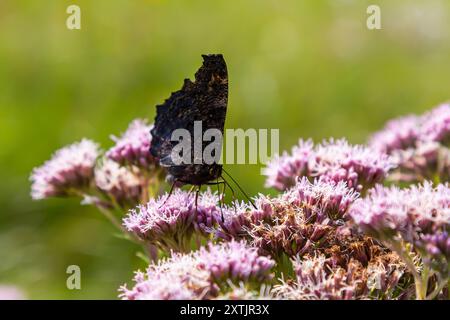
[421,103,450,144]
[106,119,157,168]
[349,182,450,277]
[283,177,359,221]
[312,139,394,191]
[0,285,26,300]
[274,255,357,300]
[119,241,275,300]
[264,138,393,192]
[368,103,450,183]
[30,139,99,199]
[196,241,275,283]
[369,115,420,154]
[263,139,314,190]
[95,159,142,208]
[123,189,219,251]
[119,252,211,300]
[213,196,274,241]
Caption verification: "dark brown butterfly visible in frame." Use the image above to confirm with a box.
[150,54,227,186]
[150,54,254,208]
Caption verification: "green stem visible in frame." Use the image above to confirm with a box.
[275,252,295,280]
[71,189,154,261]
[448,279,450,300]
[426,275,446,300]
[97,205,125,232]
[388,240,426,300]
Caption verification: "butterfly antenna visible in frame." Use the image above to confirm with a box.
[222,168,257,209]
[220,175,236,202]
[187,185,196,195]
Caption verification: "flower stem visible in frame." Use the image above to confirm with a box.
[388,240,426,300]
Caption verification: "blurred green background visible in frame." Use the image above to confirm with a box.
[0,0,449,299]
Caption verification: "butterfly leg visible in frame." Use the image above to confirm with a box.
[213,180,227,222]
[220,175,236,203]
[217,179,225,222]
[194,185,200,215]
[159,180,177,208]
[202,180,227,222]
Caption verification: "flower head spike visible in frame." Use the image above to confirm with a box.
[30,139,99,199]
[106,119,157,168]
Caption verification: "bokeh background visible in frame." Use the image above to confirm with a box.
[0,0,449,299]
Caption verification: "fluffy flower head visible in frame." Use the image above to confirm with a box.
[30,139,99,199]
[106,119,156,168]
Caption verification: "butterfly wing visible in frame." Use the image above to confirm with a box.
[150,54,228,179]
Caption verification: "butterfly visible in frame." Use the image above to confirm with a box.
[150,54,255,208]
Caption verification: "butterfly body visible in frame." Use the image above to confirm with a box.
[150,54,228,186]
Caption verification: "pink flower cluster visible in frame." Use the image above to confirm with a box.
[95,159,143,208]
[30,119,165,211]
[264,138,394,192]
[30,103,450,300]
[123,189,219,251]
[216,178,360,258]
[119,241,275,300]
[283,177,359,221]
[349,182,450,277]
[274,255,357,300]
[30,139,100,199]
[106,119,157,169]
[370,103,450,183]
[196,241,275,283]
